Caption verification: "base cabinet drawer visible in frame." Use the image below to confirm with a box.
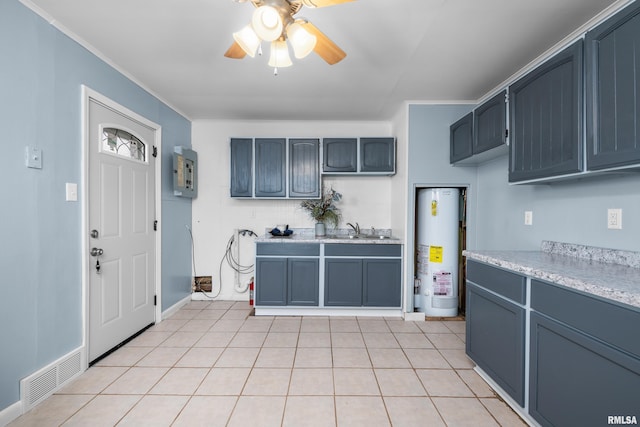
[529,312,640,427]
[466,282,525,406]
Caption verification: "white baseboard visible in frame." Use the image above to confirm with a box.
[0,400,23,427]
[403,312,426,321]
[190,292,247,302]
[161,294,191,320]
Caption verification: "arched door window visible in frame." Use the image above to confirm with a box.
[102,127,146,162]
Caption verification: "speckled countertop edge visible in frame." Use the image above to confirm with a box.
[255,228,403,244]
[463,243,640,309]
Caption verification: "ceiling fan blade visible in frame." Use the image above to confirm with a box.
[224,41,247,59]
[302,22,346,65]
[299,0,356,8]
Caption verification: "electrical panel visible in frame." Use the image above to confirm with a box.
[173,146,198,198]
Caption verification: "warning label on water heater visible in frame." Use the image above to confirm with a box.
[433,271,453,296]
[429,246,443,263]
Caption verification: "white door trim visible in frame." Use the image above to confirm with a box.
[80,85,162,369]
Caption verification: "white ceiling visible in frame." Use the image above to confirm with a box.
[23,0,623,121]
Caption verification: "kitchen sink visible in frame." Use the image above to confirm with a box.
[326,234,393,240]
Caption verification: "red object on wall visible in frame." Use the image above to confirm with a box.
[249,278,254,306]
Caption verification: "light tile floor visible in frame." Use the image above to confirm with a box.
[10,301,527,427]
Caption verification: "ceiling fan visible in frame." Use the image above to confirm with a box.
[225,0,355,72]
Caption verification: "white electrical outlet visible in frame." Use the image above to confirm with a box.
[607,209,622,230]
[524,211,533,226]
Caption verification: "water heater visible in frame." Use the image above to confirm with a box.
[416,188,460,317]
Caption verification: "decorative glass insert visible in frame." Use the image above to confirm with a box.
[102,127,146,162]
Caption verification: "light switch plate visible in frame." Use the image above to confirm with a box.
[25,146,42,169]
[65,183,78,202]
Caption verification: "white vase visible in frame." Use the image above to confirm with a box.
[315,222,326,237]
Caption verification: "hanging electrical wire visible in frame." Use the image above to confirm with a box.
[221,229,257,294]
[187,225,257,298]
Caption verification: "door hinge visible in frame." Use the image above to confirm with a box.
[152,146,158,158]
[154,295,157,306]
[505,129,509,139]
[153,220,158,231]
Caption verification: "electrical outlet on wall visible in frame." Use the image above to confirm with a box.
[524,211,533,226]
[607,209,622,230]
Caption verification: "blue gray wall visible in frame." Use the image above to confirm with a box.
[407,104,640,254]
[475,156,640,251]
[0,0,192,411]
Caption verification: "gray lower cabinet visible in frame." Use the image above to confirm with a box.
[324,258,363,306]
[255,257,287,305]
[466,261,527,406]
[363,259,401,307]
[586,1,640,170]
[255,243,320,306]
[324,244,402,307]
[529,279,640,427]
[287,258,319,306]
[509,40,583,182]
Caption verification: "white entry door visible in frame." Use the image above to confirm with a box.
[88,97,157,362]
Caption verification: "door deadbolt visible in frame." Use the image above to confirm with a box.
[90,229,99,239]
[90,247,103,257]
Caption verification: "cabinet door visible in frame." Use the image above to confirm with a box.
[466,282,525,406]
[586,3,640,170]
[363,259,401,307]
[474,91,506,154]
[360,138,395,173]
[255,258,287,306]
[324,259,362,306]
[230,138,253,197]
[289,138,320,198]
[509,41,583,182]
[450,112,473,163]
[287,258,319,306]
[529,312,640,427]
[323,138,357,172]
[255,138,286,197]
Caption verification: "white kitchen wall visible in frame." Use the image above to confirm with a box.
[192,119,398,300]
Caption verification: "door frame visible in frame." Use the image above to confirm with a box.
[80,86,162,369]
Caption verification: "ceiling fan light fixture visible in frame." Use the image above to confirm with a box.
[268,40,293,68]
[252,6,283,42]
[287,22,317,59]
[233,25,261,57]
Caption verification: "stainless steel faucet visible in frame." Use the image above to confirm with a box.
[347,222,360,235]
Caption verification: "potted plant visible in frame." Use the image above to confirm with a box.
[300,187,342,237]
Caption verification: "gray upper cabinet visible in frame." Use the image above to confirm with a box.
[230,138,253,198]
[289,138,320,199]
[586,2,640,170]
[360,138,395,173]
[255,138,286,198]
[322,138,357,173]
[323,137,396,175]
[474,90,507,155]
[509,40,584,183]
[450,112,473,163]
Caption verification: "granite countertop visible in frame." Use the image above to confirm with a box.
[464,241,640,309]
[255,228,403,245]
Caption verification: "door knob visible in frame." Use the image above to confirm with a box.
[90,247,104,257]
